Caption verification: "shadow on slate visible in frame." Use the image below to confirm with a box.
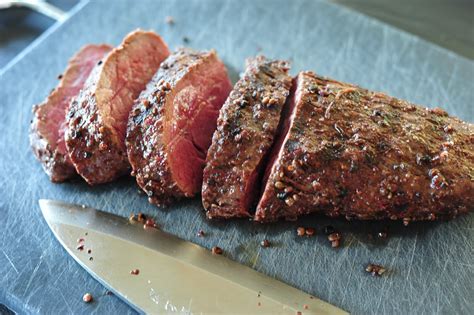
[0,0,473,314]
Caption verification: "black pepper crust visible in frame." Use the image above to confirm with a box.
[30,45,112,182]
[65,30,169,185]
[202,56,292,219]
[65,70,130,185]
[255,71,474,222]
[30,113,76,182]
[126,48,231,206]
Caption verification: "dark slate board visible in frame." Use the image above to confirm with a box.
[1,0,473,314]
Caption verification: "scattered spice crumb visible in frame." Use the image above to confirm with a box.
[182,36,190,43]
[296,311,302,315]
[137,212,147,223]
[197,230,205,237]
[257,302,261,306]
[328,231,342,248]
[260,239,271,248]
[165,16,175,25]
[105,290,113,296]
[85,232,88,236]
[57,74,63,80]
[130,269,140,275]
[76,244,84,251]
[87,249,92,254]
[305,227,315,237]
[365,263,387,276]
[304,304,309,309]
[82,293,93,303]
[77,238,84,243]
[403,218,411,226]
[296,227,306,236]
[212,246,223,255]
[144,218,156,229]
[89,257,93,261]
[377,231,388,239]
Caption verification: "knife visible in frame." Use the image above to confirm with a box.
[39,199,347,315]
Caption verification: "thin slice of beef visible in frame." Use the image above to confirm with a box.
[30,44,112,182]
[202,56,292,219]
[255,71,474,222]
[126,48,232,205]
[66,30,169,185]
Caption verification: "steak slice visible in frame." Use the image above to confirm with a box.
[66,30,169,185]
[255,71,474,222]
[202,56,292,219]
[126,48,232,205]
[30,44,112,182]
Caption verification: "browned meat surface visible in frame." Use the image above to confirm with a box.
[255,71,474,222]
[202,56,292,219]
[126,48,232,205]
[30,44,112,182]
[65,30,169,185]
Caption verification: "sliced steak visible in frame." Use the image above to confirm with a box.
[30,44,112,182]
[127,48,232,205]
[66,30,169,185]
[202,56,292,219]
[255,71,474,222]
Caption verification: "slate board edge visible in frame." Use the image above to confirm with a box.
[0,0,90,77]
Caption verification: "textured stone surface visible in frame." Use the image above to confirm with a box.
[0,0,472,314]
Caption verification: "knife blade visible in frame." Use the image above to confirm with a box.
[39,199,347,315]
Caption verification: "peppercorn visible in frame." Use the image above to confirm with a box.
[130,269,140,275]
[144,218,156,229]
[82,293,93,303]
[365,263,387,276]
[260,239,271,248]
[137,213,146,223]
[328,232,341,241]
[212,246,223,255]
[296,227,306,236]
[305,228,315,237]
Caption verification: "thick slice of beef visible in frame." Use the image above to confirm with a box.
[30,44,112,182]
[126,48,232,205]
[255,71,474,222]
[66,30,169,185]
[202,56,292,219]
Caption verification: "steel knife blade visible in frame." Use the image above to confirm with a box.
[39,199,347,315]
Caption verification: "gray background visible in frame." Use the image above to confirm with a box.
[0,0,473,314]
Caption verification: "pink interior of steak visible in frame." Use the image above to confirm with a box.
[97,31,169,146]
[258,77,300,204]
[166,59,232,195]
[42,45,111,156]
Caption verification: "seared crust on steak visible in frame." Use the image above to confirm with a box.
[255,71,474,222]
[66,30,169,185]
[127,48,232,205]
[202,56,292,219]
[30,44,112,182]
